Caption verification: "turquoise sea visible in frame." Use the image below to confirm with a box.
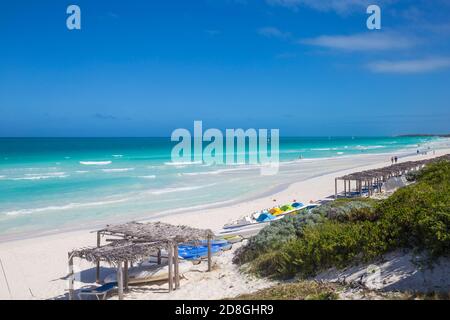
[0,136,447,239]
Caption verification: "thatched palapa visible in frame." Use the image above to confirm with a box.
[334,154,450,198]
[68,221,215,300]
[98,221,214,243]
[71,240,166,265]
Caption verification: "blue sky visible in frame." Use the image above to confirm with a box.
[1,0,450,137]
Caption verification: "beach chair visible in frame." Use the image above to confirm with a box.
[78,282,118,300]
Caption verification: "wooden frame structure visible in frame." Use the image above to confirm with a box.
[68,221,214,300]
[334,154,450,199]
[69,240,166,300]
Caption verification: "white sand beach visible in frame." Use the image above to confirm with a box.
[1,148,449,300]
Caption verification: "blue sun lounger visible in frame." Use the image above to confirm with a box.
[78,282,118,300]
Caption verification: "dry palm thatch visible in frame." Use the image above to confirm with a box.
[71,240,166,265]
[338,154,450,181]
[70,222,214,267]
[98,221,214,243]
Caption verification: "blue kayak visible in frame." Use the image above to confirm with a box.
[178,244,223,260]
[197,239,230,247]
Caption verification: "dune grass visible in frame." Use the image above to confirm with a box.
[231,281,450,300]
[231,281,340,300]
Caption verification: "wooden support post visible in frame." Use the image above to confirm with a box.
[168,244,173,292]
[335,178,338,199]
[174,244,180,290]
[359,180,362,196]
[96,231,101,284]
[157,248,162,265]
[348,180,351,195]
[207,236,212,272]
[117,262,124,300]
[68,253,74,300]
[344,180,347,197]
[124,260,129,292]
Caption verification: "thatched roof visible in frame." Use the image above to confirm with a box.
[338,154,450,181]
[70,222,213,265]
[71,240,165,265]
[99,221,214,243]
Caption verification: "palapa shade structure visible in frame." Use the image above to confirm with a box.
[334,154,450,199]
[71,240,166,265]
[98,221,214,243]
[68,221,214,300]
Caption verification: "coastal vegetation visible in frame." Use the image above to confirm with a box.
[232,281,450,300]
[234,160,450,279]
[232,281,340,300]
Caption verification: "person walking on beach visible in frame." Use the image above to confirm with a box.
[394,156,398,163]
[391,157,394,165]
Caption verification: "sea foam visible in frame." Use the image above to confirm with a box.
[3,198,129,216]
[164,161,202,166]
[7,172,69,181]
[148,183,215,195]
[80,161,112,166]
[101,168,134,173]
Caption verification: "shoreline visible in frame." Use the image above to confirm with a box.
[0,148,449,299]
[0,146,440,243]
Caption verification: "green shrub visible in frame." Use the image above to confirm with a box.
[375,161,450,257]
[233,213,324,265]
[277,221,380,277]
[405,170,420,182]
[311,198,379,222]
[235,199,378,265]
[235,160,450,279]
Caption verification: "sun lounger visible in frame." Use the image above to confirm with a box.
[78,282,118,300]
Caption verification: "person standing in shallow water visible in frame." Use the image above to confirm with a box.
[394,156,398,163]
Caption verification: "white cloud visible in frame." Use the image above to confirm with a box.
[266,0,387,14]
[257,27,291,39]
[367,57,450,73]
[300,32,418,51]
